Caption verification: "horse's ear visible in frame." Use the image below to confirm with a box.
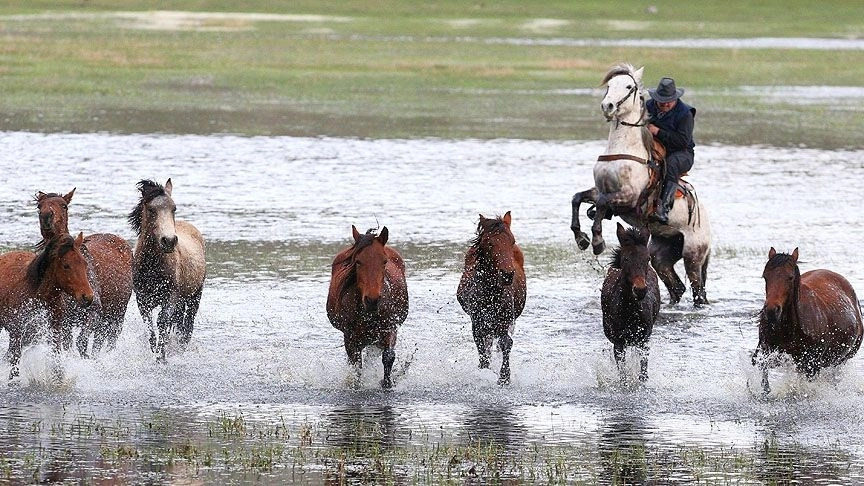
[63,188,76,203]
[502,211,511,227]
[36,191,47,202]
[616,222,626,240]
[768,247,776,259]
[75,232,84,246]
[634,66,644,82]
[378,226,389,246]
[165,178,173,196]
[478,213,486,222]
[352,225,361,242]
[791,247,799,263]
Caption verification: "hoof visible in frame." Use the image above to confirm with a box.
[592,241,605,255]
[575,232,590,251]
[497,375,510,386]
[381,377,393,390]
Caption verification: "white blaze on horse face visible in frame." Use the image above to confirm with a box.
[147,194,179,252]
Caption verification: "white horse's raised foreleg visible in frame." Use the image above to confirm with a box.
[570,187,597,251]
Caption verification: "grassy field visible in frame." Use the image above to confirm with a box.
[0,1,862,147]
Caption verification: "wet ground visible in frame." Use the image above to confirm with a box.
[0,132,863,482]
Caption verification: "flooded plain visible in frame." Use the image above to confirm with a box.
[1,132,864,482]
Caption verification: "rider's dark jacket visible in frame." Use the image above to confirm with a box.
[646,99,695,154]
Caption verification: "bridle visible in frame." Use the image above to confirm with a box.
[604,73,647,128]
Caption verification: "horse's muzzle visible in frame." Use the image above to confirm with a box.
[631,277,647,300]
[160,235,179,252]
[78,293,94,308]
[39,212,53,232]
[764,306,782,326]
[499,270,514,287]
[363,296,379,313]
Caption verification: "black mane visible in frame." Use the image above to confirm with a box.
[609,226,650,269]
[26,234,75,287]
[336,229,379,299]
[128,180,167,236]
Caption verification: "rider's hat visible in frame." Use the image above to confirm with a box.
[648,77,684,102]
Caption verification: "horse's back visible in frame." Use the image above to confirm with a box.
[0,251,36,312]
[800,269,864,343]
[84,234,134,294]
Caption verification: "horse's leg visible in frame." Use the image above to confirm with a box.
[136,297,157,354]
[571,187,597,251]
[638,345,649,383]
[649,234,686,304]
[613,344,626,380]
[156,296,179,361]
[76,324,90,359]
[683,244,710,307]
[179,285,203,345]
[379,330,397,390]
[8,328,22,380]
[471,317,493,369]
[591,196,609,255]
[497,332,513,385]
[751,348,770,394]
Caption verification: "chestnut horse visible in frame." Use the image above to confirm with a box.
[602,223,661,382]
[752,247,863,393]
[327,226,409,389]
[129,179,206,361]
[0,233,94,378]
[457,212,526,385]
[36,189,134,357]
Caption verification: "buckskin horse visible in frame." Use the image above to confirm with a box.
[0,232,94,379]
[602,223,661,382]
[457,212,526,385]
[36,189,134,357]
[327,226,409,389]
[570,63,711,306]
[752,247,863,394]
[128,179,206,361]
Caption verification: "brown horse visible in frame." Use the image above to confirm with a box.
[36,189,134,357]
[326,226,409,389]
[752,247,864,393]
[602,223,661,382]
[457,212,526,385]
[0,233,94,378]
[129,179,206,361]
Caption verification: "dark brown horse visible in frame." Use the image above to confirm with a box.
[326,226,409,389]
[752,247,863,393]
[457,211,526,385]
[129,179,206,361]
[0,233,94,378]
[602,223,661,382]
[36,189,134,357]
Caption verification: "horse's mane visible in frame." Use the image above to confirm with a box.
[470,216,510,250]
[335,228,379,299]
[609,226,650,269]
[33,192,67,252]
[26,234,75,287]
[128,179,167,236]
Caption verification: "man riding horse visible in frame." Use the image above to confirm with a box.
[646,77,696,224]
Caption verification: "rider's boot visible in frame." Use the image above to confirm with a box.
[654,182,677,224]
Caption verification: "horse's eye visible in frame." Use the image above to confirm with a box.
[61,204,67,209]
[63,264,70,270]
[172,206,177,213]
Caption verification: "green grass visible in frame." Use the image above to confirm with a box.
[0,2,862,147]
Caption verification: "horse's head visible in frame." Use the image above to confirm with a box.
[35,188,74,244]
[349,225,390,312]
[762,247,800,326]
[611,222,652,300]
[34,232,94,307]
[472,211,518,287]
[600,64,645,123]
[129,178,179,253]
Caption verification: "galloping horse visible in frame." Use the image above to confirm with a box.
[326,226,409,389]
[570,63,711,306]
[602,223,660,382]
[752,247,863,393]
[457,212,526,385]
[128,179,206,361]
[0,233,94,378]
[36,189,134,357]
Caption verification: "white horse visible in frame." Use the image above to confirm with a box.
[570,63,711,306]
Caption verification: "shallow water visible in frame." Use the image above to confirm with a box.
[1,132,863,482]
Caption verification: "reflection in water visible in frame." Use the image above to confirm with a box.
[320,405,405,483]
[598,410,652,485]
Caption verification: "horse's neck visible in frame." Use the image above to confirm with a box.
[606,123,649,158]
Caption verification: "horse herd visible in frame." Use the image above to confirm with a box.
[0,179,205,380]
[1,63,863,394]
